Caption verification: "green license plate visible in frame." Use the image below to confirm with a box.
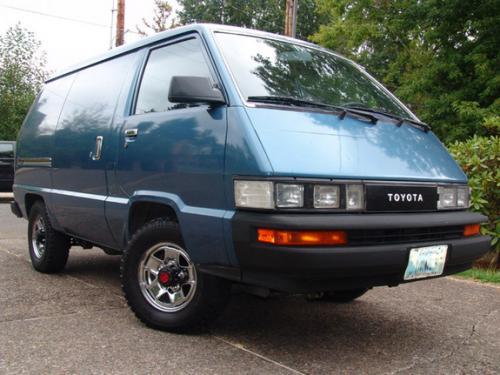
[404,245,448,281]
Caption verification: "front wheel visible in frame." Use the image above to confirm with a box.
[121,219,229,332]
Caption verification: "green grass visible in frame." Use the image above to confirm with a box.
[457,268,500,284]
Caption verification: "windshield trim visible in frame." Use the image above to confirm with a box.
[212,30,418,121]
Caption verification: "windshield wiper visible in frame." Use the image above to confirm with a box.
[343,105,430,132]
[247,96,378,124]
[248,95,334,110]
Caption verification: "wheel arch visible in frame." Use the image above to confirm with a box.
[127,196,181,240]
[124,191,232,266]
[25,193,44,217]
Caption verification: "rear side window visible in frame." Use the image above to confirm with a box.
[0,144,14,158]
[58,53,137,132]
[17,76,74,158]
[135,37,212,114]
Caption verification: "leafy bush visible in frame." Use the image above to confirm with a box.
[448,135,499,266]
[312,0,500,144]
[0,23,47,140]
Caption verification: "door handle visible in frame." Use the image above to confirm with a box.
[125,128,138,137]
[124,128,138,148]
[92,136,103,160]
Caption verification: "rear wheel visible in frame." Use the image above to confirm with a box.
[28,201,71,273]
[121,219,230,332]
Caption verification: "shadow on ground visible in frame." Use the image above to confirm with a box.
[61,248,466,374]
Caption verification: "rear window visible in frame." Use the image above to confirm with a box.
[0,143,14,158]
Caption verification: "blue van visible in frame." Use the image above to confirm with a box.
[11,24,490,331]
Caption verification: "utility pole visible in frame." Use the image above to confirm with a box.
[109,0,116,49]
[115,0,125,47]
[284,0,298,38]
[284,0,292,37]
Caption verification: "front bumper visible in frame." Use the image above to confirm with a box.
[229,211,491,292]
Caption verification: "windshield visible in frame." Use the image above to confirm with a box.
[215,32,412,118]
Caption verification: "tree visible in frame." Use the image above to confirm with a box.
[0,23,47,140]
[137,0,175,36]
[177,0,325,40]
[311,0,500,143]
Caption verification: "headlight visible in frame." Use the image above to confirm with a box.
[456,186,470,208]
[437,186,456,209]
[234,179,366,210]
[234,180,274,209]
[346,184,364,210]
[314,185,340,208]
[276,183,304,207]
[438,185,469,209]
[235,179,469,212]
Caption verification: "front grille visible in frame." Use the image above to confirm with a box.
[348,225,464,246]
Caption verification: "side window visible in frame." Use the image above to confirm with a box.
[17,76,74,158]
[0,144,14,158]
[53,53,137,168]
[58,53,137,133]
[135,37,212,114]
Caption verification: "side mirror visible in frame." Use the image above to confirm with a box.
[168,76,225,106]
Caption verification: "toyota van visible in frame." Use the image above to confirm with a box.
[11,24,491,331]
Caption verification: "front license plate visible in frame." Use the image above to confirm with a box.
[404,245,448,280]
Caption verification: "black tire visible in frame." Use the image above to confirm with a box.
[28,201,71,273]
[307,288,369,303]
[121,218,230,332]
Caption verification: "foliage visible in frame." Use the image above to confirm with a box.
[458,268,500,284]
[448,135,500,260]
[0,23,47,141]
[311,0,500,144]
[177,0,325,39]
[136,0,176,36]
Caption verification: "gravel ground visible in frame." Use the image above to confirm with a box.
[0,203,498,374]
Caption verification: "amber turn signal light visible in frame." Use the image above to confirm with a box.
[463,224,480,237]
[257,228,347,246]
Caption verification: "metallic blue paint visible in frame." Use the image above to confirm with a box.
[50,53,138,248]
[112,102,230,263]
[244,107,467,183]
[14,24,469,271]
[15,76,75,194]
[223,106,274,209]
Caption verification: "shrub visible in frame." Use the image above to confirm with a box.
[448,135,499,267]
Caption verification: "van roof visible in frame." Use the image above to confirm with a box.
[47,23,326,82]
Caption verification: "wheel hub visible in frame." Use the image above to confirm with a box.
[158,261,189,287]
[158,269,171,285]
[138,242,197,312]
[31,216,47,259]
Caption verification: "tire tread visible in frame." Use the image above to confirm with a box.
[121,218,229,332]
[28,201,70,273]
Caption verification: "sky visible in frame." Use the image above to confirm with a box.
[0,0,179,73]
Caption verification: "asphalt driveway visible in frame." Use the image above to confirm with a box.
[0,202,498,374]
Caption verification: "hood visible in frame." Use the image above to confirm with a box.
[245,107,466,183]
